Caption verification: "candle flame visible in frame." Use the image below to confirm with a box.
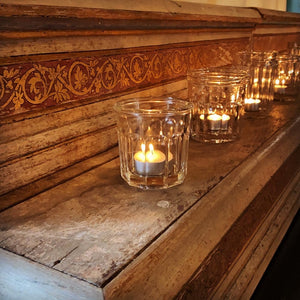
[149,143,154,156]
[141,143,146,153]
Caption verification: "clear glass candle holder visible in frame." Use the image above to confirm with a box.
[187,68,245,143]
[273,53,298,100]
[288,42,300,85]
[243,51,277,114]
[114,97,192,189]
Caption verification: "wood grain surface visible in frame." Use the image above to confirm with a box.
[0,100,299,298]
[0,3,299,299]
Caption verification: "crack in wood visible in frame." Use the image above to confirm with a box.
[25,240,44,256]
[52,246,79,268]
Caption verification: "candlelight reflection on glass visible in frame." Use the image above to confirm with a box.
[273,53,298,100]
[187,67,246,143]
[114,97,192,189]
[288,43,300,86]
[241,51,277,116]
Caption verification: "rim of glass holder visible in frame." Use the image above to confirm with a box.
[276,53,298,63]
[114,97,193,116]
[187,68,246,86]
[236,50,278,65]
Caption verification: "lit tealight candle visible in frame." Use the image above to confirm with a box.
[244,98,261,112]
[207,114,222,131]
[134,143,172,176]
[274,79,287,94]
[221,114,230,130]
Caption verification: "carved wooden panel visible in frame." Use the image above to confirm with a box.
[0,39,248,116]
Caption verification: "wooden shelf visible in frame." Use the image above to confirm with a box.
[0,99,299,299]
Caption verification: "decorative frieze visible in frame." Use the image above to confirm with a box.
[0,39,247,116]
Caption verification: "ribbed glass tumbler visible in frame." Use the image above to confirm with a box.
[243,51,277,114]
[187,69,245,143]
[114,97,193,189]
[273,53,298,100]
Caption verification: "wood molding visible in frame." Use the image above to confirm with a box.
[176,145,300,299]
[211,171,300,299]
[103,115,300,299]
[0,3,261,24]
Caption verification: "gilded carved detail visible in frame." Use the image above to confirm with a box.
[0,41,246,116]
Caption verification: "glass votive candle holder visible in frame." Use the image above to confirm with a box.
[187,68,245,143]
[244,51,277,113]
[273,53,298,100]
[114,97,193,189]
[294,55,300,86]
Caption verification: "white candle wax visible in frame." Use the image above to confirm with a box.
[244,98,261,112]
[221,114,230,130]
[274,79,287,94]
[207,114,221,131]
[134,144,172,176]
[274,85,287,94]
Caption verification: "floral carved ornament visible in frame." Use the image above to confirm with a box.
[0,41,244,116]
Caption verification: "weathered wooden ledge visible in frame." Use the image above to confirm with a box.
[0,99,299,299]
[0,1,300,299]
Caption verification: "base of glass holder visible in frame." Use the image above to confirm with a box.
[243,107,272,119]
[121,172,186,189]
[274,90,296,102]
[191,132,239,144]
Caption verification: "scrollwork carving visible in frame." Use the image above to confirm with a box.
[0,40,245,115]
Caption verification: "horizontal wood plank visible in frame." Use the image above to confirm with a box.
[0,97,116,139]
[0,125,117,195]
[0,112,115,163]
[0,248,104,300]
[0,2,261,22]
[0,147,119,212]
